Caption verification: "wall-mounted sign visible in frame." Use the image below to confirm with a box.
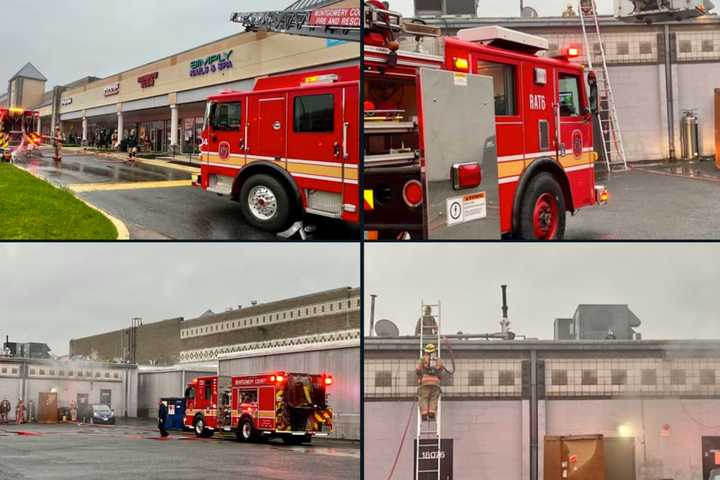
[190,51,233,77]
[138,72,159,89]
[104,83,120,97]
[61,97,73,106]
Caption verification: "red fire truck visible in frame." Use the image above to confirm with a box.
[195,66,359,235]
[183,372,334,444]
[0,108,43,156]
[363,1,608,240]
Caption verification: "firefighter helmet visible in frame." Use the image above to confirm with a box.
[424,343,437,354]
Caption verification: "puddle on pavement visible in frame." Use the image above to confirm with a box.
[14,153,191,184]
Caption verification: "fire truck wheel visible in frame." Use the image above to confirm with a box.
[194,415,211,438]
[239,174,294,232]
[517,172,566,240]
[282,434,311,445]
[237,418,256,442]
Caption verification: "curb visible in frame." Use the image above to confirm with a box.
[9,163,131,241]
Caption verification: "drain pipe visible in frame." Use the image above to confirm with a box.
[369,294,377,336]
[664,24,676,160]
[530,350,539,480]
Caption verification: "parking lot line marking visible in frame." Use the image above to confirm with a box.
[67,180,193,193]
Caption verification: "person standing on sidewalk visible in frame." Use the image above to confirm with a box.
[127,130,138,164]
[158,400,169,438]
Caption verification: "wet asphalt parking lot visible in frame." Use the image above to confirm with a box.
[10,149,720,240]
[0,423,360,480]
[12,150,357,240]
[566,160,720,240]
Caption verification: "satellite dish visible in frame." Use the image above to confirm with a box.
[522,6,539,17]
[374,319,400,337]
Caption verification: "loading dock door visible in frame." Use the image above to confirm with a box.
[702,436,720,479]
[603,437,635,480]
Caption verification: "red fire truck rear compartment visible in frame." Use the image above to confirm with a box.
[363,2,608,240]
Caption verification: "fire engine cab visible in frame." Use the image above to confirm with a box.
[196,66,359,236]
[0,108,42,156]
[183,372,334,444]
[363,1,608,240]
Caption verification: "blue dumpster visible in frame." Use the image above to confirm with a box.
[161,397,186,431]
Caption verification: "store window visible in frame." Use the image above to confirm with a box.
[210,102,241,131]
[294,94,334,133]
[476,61,517,116]
[559,74,582,116]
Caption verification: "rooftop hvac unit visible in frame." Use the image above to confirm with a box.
[415,0,478,16]
[615,0,715,22]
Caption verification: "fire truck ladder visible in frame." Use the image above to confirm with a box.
[578,0,629,172]
[416,301,442,480]
[231,0,360,42]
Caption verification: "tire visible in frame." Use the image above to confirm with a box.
[282,434,311,445]
[516,172,566,240]
[194,416,211,438]
[236,418,256,443]
[238,174,294,232]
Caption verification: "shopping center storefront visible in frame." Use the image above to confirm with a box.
[47,1,358,156]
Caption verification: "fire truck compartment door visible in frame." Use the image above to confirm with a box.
[256,98,286,160]
[419,68,499,240]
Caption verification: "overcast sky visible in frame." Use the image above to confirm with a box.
[0,1,615,90]
[0,243,359,356]
[0,0,291,88]
[365,243,720,340]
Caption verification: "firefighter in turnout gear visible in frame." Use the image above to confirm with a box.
[415,305,438,336]
[416,343,447,421]
[52,127,64,163]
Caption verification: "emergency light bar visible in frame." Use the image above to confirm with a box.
[457,26,548,54]
[302,74,339,85]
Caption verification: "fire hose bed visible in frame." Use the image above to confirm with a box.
[0,163,118,240]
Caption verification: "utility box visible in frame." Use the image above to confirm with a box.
[37,392,58,424]
[545,435,605,480]
[614,0,715,22]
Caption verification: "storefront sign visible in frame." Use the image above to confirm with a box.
[137,72,159,89]
[190,51,233,77]
[61,97,73,106]
[104,83,120,97]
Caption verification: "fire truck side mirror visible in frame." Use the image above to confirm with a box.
[588,76,599,115]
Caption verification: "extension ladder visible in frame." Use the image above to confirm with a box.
[416,301,442,480]
[578,0,629,172]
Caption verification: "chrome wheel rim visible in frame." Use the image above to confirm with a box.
[242,422,251,439]
[248,186,278,221]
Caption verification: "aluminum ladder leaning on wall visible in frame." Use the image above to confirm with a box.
[416,301,442,480]
[578,0,629,172]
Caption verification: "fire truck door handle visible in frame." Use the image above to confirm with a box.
[342,121,349,160]
[333,142,341,158]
